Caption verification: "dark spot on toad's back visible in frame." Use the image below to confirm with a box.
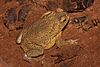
[18,5,30,22]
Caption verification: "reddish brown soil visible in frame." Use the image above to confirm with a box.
[0,0,100,67]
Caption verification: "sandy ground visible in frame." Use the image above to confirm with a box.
[0,0,100,67]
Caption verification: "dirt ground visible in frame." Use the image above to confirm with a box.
[0,0,100,67]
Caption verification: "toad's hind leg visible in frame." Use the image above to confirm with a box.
[25,45,44,58]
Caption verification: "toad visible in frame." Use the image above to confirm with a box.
[16,8,70,58]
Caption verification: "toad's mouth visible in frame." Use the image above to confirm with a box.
[62,19,70,31]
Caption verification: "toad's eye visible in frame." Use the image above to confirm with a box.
[60,16,66,22]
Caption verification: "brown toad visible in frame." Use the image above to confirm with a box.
[16,8,70,58]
